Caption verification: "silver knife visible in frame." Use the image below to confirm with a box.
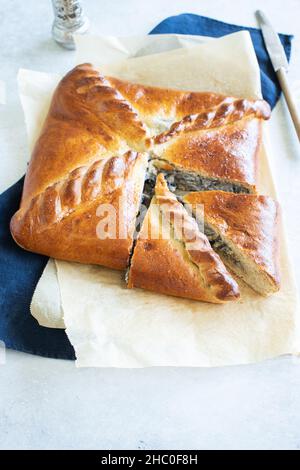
[256,10,300,140]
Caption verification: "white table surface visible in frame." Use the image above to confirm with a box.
[0,0,300,450]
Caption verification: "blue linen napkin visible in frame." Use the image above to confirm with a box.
[0,13,293,360]
[0,178,75,359]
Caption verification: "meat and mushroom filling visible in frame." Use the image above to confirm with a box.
[204,224,243,269]
[127,158,248,282]
[141,171,156,208]
[147,159,250,195]
[161,169,250,194]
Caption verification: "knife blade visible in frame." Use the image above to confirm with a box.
[256,10,300,141]
[256,10,289,71]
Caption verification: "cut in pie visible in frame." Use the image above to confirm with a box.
[127,174,240,303]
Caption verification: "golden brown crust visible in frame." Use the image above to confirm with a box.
[108,72,269,192]
[183,191,280,290]
[52,64,149,150]
[154,97,270,144]
[127,175,240,303]
[109,75,270,126]
[108,75,225,124]
[11,63,271,270]
[11,151,148,270]
[153,118,262,191]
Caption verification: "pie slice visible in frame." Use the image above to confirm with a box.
[127,174,240,303]
[183,191,280,295]
[151,115,266,194]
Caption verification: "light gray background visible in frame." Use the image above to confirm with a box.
[0,0,300,450]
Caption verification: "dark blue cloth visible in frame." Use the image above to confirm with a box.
[150,13,293,110]
[0,14,293,360]
[0,178,75,359]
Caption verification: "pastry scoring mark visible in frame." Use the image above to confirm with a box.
[21,151,139,230]
[154,98,271,144]
[73,69,151,147]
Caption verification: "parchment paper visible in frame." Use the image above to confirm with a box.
[30,259,64,329]
[22,32,300,366]
[75,32,260,98]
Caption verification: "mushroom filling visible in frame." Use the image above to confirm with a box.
[204,224,243,269]
[161,170,250,194]
[127,161,247,283]
[141,171,156,208]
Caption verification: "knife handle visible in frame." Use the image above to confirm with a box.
[276,67,300,141]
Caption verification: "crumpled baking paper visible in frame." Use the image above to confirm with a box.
[19,31,300,367]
